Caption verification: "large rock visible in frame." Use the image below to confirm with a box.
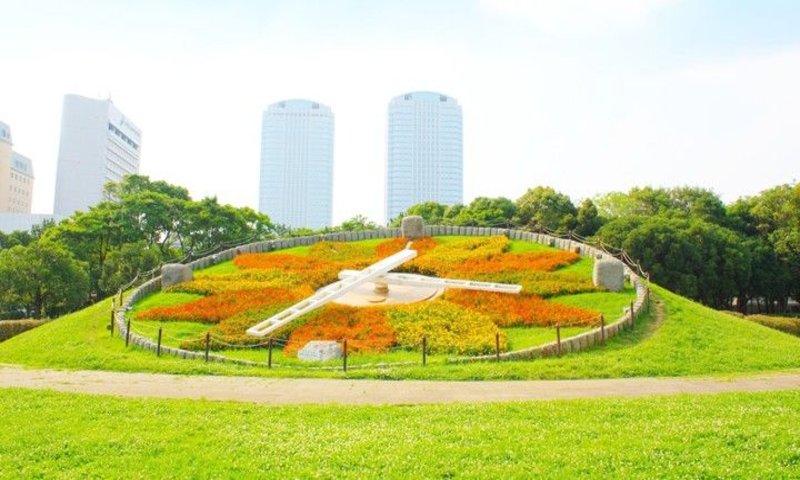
[401,216,424,239]
[298,341,343,361]
[593,259,625,292]
[161,264,193,289]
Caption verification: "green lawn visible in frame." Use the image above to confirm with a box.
[551,285,636,322]
[2,388,800,477]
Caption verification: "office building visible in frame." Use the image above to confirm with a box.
[53,95,141,216]
[0,121,35,214]
[259,99,334,230]
[385,91,463,222]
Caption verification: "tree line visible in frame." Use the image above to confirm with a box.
[1,177,797,318]
[391,185,800,312]
[0,175,389,320]
[0,176,274,319]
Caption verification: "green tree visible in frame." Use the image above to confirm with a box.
[0,242,89,319]
[514,187,577,232]
[0,230,35,249]
[749,184,800,302]
[574,199,604,237]
[453,197,517,227]
[338,215,379,231]
[390,202,449,226]
[99,242,162,295]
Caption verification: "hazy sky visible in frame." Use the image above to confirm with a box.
[2,0,799,224]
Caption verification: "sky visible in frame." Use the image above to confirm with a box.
[1,0,799,224]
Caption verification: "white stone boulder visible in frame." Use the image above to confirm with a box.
[401,216,425,239]
[298,341,343,361]
[161,264,193,289]
[593,259,625,292]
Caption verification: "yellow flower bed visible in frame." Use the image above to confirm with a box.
[386,301,506,355]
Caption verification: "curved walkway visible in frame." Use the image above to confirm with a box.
[2,366,800,405]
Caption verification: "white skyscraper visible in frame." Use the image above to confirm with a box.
[385,91,463,222]
[259,99,334,230]
[54,95,142,216]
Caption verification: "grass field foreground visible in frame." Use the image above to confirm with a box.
[1,388,800,477]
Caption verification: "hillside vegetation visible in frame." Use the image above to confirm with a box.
[1,282,799,380]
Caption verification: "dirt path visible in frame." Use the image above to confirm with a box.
[2,365,800,405]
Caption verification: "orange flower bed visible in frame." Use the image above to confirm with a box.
[452,251,579,275]
[137,288,304,324]
[444,290,599,327]
[375,236,439,259]
[284,305,396,355]
[234,253,333,272]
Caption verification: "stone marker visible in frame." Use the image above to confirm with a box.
[401,216,424,239]
[298,341,343,361]
[161,264,193,289]
[593,258,625,292]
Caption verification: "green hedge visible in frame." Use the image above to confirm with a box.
[0,320,48,343]
[747,315,800,337]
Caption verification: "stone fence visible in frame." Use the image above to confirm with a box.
[115,226,648,366]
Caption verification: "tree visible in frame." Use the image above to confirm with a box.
[453,197,517,227]
[574,199,604,237]
[669,187,727,225]
[593,191,643,219]
[595,187,726,225]
[390,202,449,226]
[0,230,35,250]
[603,215,751,309]
[99,242,162,295]
[339,215,379,231]
[514,187,577,232]
[596,216,647,247]
[0,242,89,319]
[749,184,800,302]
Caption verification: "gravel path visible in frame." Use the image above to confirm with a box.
[2,365,800,405]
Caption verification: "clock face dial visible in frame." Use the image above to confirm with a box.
[246,245,522,338]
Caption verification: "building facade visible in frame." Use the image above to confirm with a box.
[53,95,142,216]
[0,121,35,214]
[259,99,334,230]
[385,91,463,222]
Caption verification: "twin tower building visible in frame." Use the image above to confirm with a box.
[259,91,463,229]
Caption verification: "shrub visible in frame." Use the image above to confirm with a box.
[0,319,48,343]
[386,301,505,355]
[444,291,599,327]
[284,305,396,356]
[747,315,800,337]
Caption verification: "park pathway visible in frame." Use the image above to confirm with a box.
[2,365,800,405]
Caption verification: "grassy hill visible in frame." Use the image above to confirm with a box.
[1,282,799,380]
